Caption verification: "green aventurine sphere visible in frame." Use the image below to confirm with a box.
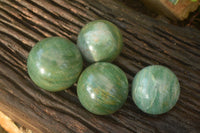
[132,65,180,115]
[27,37,83,92]
[77,62,128,115]
[77,20,123,63]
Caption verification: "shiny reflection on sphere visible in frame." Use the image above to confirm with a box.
[132,65,180,115]
[77,62,128,115]
[27,37,83,91]
[77,20,123,63]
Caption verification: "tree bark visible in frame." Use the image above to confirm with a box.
[0,0,200,133]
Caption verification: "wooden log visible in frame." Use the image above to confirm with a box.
[140,0,199,20]
[0,0,200,132]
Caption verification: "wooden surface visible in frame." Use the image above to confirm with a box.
[0,0,200,133]
[0,111,24,133]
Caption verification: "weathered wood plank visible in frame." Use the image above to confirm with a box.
[0,0,200,133]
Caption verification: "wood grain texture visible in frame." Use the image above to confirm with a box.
[0,0,200,133]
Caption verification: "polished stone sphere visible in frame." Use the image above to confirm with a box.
[77,62,128,115]
[132,65,180,115]
[27,37,83,92]
[77,20,123,63]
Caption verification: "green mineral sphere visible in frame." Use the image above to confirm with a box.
[77,20,123,63]
[27,37,83,92]
[132,65,180,115]
[77,62,128,115]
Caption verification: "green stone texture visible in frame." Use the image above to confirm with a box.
[77,62,128,115]
[132,65,180,115]
[27,37,83,92]
[77,20,123,63]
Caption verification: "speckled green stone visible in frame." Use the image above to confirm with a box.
[77,20,123,63]
[132,65,180,115]
[77,62,128,115]
[27,37,83,92]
